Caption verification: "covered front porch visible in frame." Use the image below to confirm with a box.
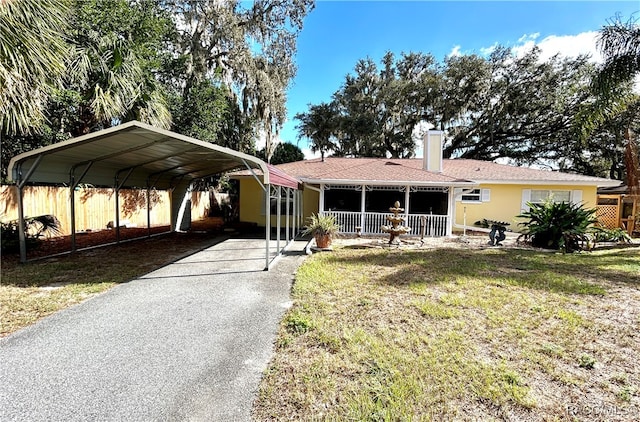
[314,184,456,237]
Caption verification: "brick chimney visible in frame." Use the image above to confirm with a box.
[423,130,444,173]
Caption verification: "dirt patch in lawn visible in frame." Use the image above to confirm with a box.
[4,218,227,261]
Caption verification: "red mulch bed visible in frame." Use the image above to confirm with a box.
[7,218,228,260]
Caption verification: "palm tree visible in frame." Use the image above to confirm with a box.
[0,0,69,135]
[66,0,172,134]
[67,34,171,134]
[295,102,337,161]
[595,16,640,94]
[594,15,640,195]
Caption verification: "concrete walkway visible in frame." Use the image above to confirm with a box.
[0,237,309,422]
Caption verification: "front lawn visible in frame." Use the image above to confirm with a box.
[255,245,640,420]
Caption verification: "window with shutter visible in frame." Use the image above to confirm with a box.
[460,189,482,203]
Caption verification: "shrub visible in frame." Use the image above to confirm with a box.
[578,353,597,369]
[284,311,313,335]
[1,215,62,254]
[301,213,341,237]
[590,226,632,244]
[517,200,597,253]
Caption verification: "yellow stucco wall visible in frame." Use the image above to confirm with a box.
[454,184,598,232]
[241,177,598,232]
[238,178,319,227]
[239,178,263,225]
[302,186,320,220]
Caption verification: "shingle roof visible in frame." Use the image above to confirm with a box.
[441,159,618,184]
[275,158,469,184]
[274,157,620,186]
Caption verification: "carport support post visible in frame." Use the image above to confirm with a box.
[114,168,135,243]
[15,155,44,262]
[276,186,281,254]
[114,187,120,242]
[146,184,151,237]
[265,183,271,270]
[285,187,290,244]
[16,185,27,263]
[291,189,296,239]
[70,184,76,251]
[69,162,94,252]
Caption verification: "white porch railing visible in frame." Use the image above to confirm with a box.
[323,211,448,237]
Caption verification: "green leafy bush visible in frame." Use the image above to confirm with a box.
[1,215,62,254]
[590,226,632,243]
[301,213,341,237]
[578,353,597,369]
[518,200,597,253]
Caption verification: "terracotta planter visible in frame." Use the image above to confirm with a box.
[314,233,332,249]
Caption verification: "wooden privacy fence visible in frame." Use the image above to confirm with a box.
[0,185,212,236]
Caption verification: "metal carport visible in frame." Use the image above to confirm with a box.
[7,121,301,269]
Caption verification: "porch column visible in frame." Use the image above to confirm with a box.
[360,185,366,233]
[446,187,454,236]
[404,185,411,218]
[319,183,325,214]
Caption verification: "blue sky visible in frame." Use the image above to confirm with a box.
[276,1,639,156]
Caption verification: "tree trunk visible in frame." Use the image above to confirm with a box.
[624,128,640,196]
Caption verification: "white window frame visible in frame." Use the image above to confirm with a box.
[460,188,490,203]
[522,189,583,211]
[530,189,571,204]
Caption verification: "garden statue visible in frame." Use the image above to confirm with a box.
[487,220,510,246]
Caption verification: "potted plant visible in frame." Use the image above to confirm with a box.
[302,213,341,249]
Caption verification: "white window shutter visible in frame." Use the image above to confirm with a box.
[521,189,531,211]
[571,190,583,204]
[454,187,463,201]
[481,189,491,202]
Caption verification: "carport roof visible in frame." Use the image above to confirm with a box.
[8,121,299,190]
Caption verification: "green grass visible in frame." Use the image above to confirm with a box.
[255,246,640,420]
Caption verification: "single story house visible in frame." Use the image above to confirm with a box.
[235,131,622,236]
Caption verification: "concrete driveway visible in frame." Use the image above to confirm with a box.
[0,237,308,421]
